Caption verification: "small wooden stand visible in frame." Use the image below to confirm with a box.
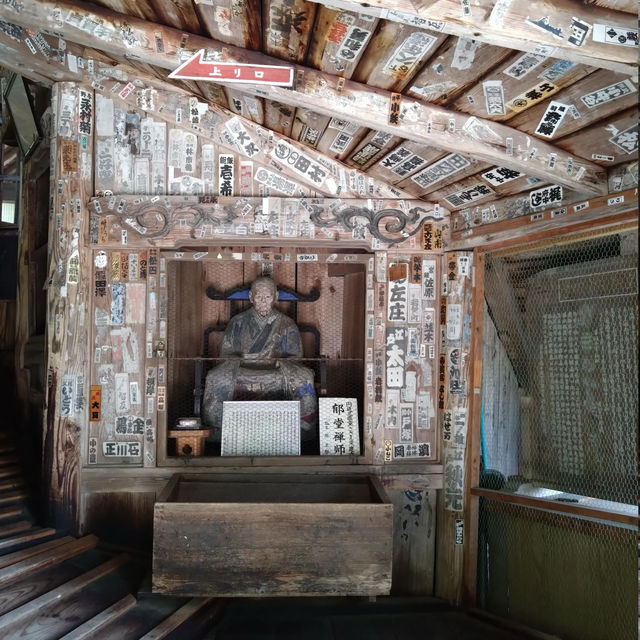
[168,429,211,457]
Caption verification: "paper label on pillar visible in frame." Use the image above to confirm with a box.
[385,389,400,429]
[376,253,387,283]
[386,328,406,388]
[254,167,297,196]
[407,328,420,359]
[422,308,436,345]
[457,255,470,276]
[444,448,464,511]
[534,101,570,138]
[401,371,417,402]
[115,373,130,415]
[529,184,563,209]
[110,283,125,325]
[417,392,431,429]
[452,407,467,448]
[225,117,260,158]
[89,385,101,422]
[421,260,436,300]
[593,24,638,47]
[483,80,505,116]
[388,273,408,322]
[393,442,431,459]
[60,375,75,418]
[400,404,414,442]
[218,154,235,196]
[115,414,144,435]
[319,397,360,456]
[407,284,422,323]
[103,441,141,457]
[446,303,462,340]
[502,52,547,79]
[481,166,522,186]
[448,347,466,395]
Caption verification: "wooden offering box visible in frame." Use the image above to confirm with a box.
[153,474,393,597]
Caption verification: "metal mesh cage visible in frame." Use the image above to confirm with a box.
[165,253,366,456]
[482,229,638,503]
[476,500,637,640]
[477,227,638,640]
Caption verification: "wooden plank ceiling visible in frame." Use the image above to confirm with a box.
[0,0,637,225]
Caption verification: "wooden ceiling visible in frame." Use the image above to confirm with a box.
[0,0,637,228]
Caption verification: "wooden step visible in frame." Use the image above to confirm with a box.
[138,598,221,640]
[0,455,18,467]
[0,521,32,539]
[0,466,21,480]
[0,535,73,570]
[0,478,24,492]
[0,528,56,552]
[58,594,137,640]
[0,490,29,506]
[0,553,130,635]
[0,444,15,455]
[0,505,22,521]
[0,534,98,587]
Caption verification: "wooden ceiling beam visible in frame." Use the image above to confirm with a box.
[307,0,638,77]
[0,0,609,194]
[0,25,416,202]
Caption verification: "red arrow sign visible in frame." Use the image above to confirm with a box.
[169,49,294,86]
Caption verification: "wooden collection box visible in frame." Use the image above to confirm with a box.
[152,473,393,597]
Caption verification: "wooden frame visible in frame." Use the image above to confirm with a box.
[461,217,639,606]
[158,249,373,467]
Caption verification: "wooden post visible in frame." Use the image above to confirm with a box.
[462,250,485,606]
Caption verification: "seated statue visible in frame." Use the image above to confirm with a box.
[202,276,317,443]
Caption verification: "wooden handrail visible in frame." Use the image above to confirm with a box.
[471,487,637,527]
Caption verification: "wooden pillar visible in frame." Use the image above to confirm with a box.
[434,249,474,605]
[43,82,94,532]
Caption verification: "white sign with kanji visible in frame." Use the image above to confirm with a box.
[319,398,360,456]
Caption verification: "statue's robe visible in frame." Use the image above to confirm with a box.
[202,307,317,442]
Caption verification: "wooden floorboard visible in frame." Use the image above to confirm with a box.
[138,597,219,640]
[0,521,32,538]
[0,528,57,552]
[0,553,130,634]
[0,534,98,587]
[0,535,73,570]
[58,594,137,640]
[0,505,22,521]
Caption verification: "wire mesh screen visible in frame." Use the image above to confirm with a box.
[482,230,638,502]
[166,255,366,456]
[477,501,638,640]
[478,228,638,640]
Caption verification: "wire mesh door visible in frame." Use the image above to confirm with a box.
[477,227,638,640]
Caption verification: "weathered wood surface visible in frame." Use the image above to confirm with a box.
[58,594,137,640]
[434,250,474,605]
[89,195,446,249]
[450,187,638,249]
[507,69,638,141]
[154,501,392,596]
[0,0,611,195]
[305,0,638,74]
[389,488,436,595]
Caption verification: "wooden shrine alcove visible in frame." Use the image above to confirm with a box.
[163,247,368,463]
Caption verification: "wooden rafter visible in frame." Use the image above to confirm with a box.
[0,29,423,204]
[307,0,638,76]
[0,0,610,195]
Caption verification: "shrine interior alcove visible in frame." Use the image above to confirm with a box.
[165,247,368,459]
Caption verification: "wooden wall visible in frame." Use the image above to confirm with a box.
[43,81,463,596]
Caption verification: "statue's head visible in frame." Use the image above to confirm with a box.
[249,277,277,317]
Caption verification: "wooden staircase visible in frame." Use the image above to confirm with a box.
[0,436,223,640]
